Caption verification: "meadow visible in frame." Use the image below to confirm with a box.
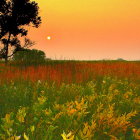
[0,60,140,140]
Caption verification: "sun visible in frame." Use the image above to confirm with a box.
[47,36,51,40]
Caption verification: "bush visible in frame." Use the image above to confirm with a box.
[13,49,46,65]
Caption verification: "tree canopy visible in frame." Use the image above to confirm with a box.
[13,49,46,64]
[0,0,41,62]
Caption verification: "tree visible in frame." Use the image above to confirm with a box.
[0,37,35,59]
[0,0,41,62]
[117,58,126,61]
[13,49,46,64]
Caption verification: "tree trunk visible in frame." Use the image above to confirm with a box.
[5,33,11,64]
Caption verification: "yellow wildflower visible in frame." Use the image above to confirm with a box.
[16,107,26,123]
[15,136,21,140]
[5,114,14,126]
[38,96,47,104]
[24,133,29,140]
[54,103,62,110]
[67,109,77,116]
[30,125,35,133]
[52,112,63,121]
[61,131,74,140]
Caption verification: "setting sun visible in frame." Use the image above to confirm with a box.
[47,36,51,40]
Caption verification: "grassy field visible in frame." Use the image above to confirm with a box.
[0,61,140,140]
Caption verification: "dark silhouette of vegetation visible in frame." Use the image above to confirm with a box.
[13,49,46,64]
[117,58,126,61]
[0,0,41,63]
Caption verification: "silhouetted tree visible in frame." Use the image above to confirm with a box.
[13,49,46,64]
[117,58,126,61]
[0,0,41,62]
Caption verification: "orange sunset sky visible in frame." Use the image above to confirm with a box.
[28,0,140,60]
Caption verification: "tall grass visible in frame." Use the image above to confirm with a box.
[0,61,140,139]
[1,61,140,84]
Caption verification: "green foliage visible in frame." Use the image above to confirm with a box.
[13,49,46,65]
[0,77,140,139]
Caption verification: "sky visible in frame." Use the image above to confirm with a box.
[28,0,140,60]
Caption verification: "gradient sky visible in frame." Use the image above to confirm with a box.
[28,0,140,60]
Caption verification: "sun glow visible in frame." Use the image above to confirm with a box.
[47,36,51,40]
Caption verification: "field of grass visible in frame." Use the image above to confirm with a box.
[0,61,140,140]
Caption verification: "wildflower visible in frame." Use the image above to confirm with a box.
[45,110,50,115]
[9,128,13,132]
[15,135,21,140]
[79,122,94,139]
[75,98,85,110]
[41,90,45,95]
[52,112,63,121]
[5,113,14,126]
[61,131,74,140]
[54,103,62,110]
[37,80,41,84]
[30,125,35,133]
[132,128,137,133]
[24,133,29,140]
[16,107,26,123]
[38,96,47,104]
[83,123,91,137]
[67,109,77,116]
[44,108,52,116]
[5,114,12,124]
